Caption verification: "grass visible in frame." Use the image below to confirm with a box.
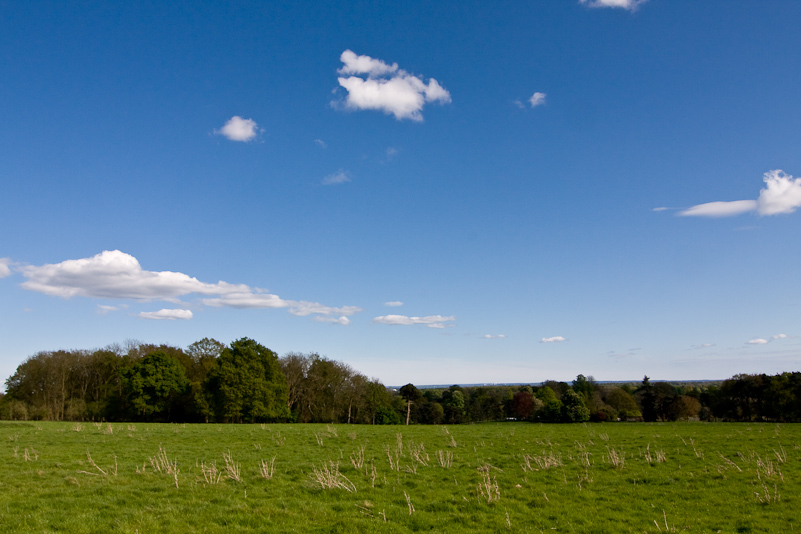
[0,421,799,532]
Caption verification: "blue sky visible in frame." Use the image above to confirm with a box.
[2,0,801,387]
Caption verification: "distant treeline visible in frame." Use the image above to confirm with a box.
[1,338,800,423]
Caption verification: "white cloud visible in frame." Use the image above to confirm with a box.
[384,301,404,307]
[322,169,351,185]
[215,116,259,142]
[772,333,788,340]
[336,50,451,121]
[678,200,757,218]
[314,139,327,149]
[0,258,11,278]
[96,304,119,315]
[541,336,566,343]
[139,309,193,320]
[652,207,671,212]
[678,170,801,218]
[747,338,769,345]
[18,250,359,321]
[529,92,546,108]
[579,0,647,10]
[756,170,801,215]
[373,314,455,329]
[483,334,507,339]
[314,315,351,326]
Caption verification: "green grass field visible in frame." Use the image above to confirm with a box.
[1,421,798,533]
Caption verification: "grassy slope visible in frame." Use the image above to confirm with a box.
[0,421,798,533]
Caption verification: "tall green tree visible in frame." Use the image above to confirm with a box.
[122,351,189,421]
[205,338,289,423]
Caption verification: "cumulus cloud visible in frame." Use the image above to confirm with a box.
[384,301,404,307]
[483,334,507,339]
[139,309,193,320]
[772,333,788,340]
[529,92,547,107]
[678,170,801,218]
[747,338,769,345]
[215,116,259,142]
[336,50,451,121]
[322,169,351,185]
[0,258,11,278]
[18,250,360,321]
[373,314,455,329]
[541,336,566,343]
[580,0,647,10]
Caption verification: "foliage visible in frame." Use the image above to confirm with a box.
[205,338,290,423]
[122,351,189,421]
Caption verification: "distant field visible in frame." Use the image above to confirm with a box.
[1,421,798,533]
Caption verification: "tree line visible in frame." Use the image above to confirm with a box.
[1,338,800,423]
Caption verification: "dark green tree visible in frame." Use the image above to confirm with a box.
[205,338,289,423]
[399,383,422,425]
[561,389,590,422]
[123,351,189,421]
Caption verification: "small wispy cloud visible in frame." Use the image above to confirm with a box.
[529,92,546,107]
[688,343,716,350]
[139,309,193,320]
[747,338,769,345]
[0,258,11,278]
[314,315,351,326]
[96,304,119,315]
[314,139,327,149]
[541,336,566,343]
[322,169,351,185]
[215,116,259,142]
[373,314,455,329]
[384,301,404,307]
[652,207,672,212]
[772,333,788,340]
[335,50,451,121]
[678,170,801,218]
[579,0,647,11]
[483,334,506,339]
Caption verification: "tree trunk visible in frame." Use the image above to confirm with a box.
[406,400,411,425]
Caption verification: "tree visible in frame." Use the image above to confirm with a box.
[205,338,289,423]
[561,389,590,422]
[605,386,642,420]
[122,351,189,421]
[510,391,536,420]
[399,383,422,425]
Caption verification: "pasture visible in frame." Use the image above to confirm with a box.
[1,421,798,533]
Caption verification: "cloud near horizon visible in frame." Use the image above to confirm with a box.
[336,50,451,121]
[139,309,193,320]
[678,170,801,218]
[579,0,647,10]
[215,116,259,142]
[541,336,566,343]
[373,314,455,329]
[17,250,359,322]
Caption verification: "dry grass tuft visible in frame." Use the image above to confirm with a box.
[521,451,563,472]
[477,465,500,502]
[310,461,356,492]
[149,446,180,488]
[259,456,276,479]
[222,450,241,482]
[605,446,625,469]
[437,449,453,468]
